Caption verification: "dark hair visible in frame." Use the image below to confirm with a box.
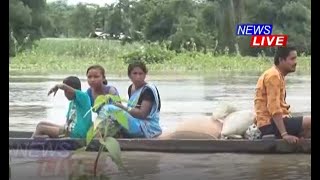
[127,61,148,76]
[86,65,108,85]
[63,76,81,90]
[274,46,296,65]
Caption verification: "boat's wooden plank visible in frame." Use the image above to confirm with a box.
[9,131,33,138]
[9,138,311,154]
[8,131,311,153]
[9,138,85,151]
[118,139,311,153]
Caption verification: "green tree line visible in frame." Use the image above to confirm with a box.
[9,0,311,57]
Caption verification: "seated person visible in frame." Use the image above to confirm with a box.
[254,46,311,144]
[99,61,162,138]
[32,76,92,138]
[86,65,120,108]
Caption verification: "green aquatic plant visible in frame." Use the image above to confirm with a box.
[9,38,312,75]
[78,94,131,177]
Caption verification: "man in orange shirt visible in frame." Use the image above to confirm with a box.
[254,46,311,144]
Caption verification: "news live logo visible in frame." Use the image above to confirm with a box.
[236,24,288,47]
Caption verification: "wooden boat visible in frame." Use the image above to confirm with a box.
[9,131,311,154]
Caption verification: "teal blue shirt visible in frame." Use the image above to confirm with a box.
[66,90,92,138]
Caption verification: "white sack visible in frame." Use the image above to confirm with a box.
[221,110,256,137]
[211,103,238,122]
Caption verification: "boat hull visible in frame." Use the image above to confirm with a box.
[9,131,311,153]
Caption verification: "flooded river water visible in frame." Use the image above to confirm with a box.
[9,74,311,180]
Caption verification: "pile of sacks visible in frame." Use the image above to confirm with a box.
[159,103,261,140]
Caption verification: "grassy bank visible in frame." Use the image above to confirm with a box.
[9,38,311,76]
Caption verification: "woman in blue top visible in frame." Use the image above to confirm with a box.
[101,61,162,138]
[32,76,92,138]
[86,65,120,110]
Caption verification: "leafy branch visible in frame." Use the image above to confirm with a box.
[77,94,133,177]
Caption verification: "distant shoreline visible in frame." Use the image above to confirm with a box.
[9,38,311,76]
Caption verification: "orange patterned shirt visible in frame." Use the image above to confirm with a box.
[254,66,291,128]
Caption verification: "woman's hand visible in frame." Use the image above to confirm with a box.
[114,102,127,111]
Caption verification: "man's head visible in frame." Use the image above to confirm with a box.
[63,76,81,100]
[274,46,298,74]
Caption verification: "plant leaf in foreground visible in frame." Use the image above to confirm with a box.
[86,126,96,146]
[93,95,107,111]
[113,110,129,130]
[102,137,123,167]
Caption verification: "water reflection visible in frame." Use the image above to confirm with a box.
[10,150,311,180]
[68,175,111,180]
[256,155,311,180]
